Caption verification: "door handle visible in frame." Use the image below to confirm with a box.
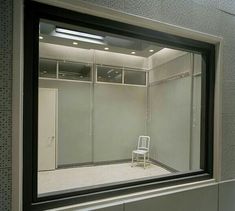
[48,136,55,145]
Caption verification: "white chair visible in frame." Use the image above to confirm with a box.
[132,136,150,169]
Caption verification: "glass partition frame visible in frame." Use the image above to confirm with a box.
[23,1,215,210]
[39,57,93,83]
[95,64,147,87]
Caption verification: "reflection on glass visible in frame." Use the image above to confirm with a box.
[39,58,57,78]
[124,70,146,85]
[58,61,91,81]
[97,66,122,83]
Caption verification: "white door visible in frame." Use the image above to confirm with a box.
[38,88,57,171]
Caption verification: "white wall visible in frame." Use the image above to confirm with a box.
[93,84,147,162]
[148,53,201,171]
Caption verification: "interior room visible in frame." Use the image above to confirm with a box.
[37,20,202,196]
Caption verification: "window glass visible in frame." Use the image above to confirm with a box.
[36,19,207,198]
[124,70,146,85]
[39,58,57,78]
[97,66,122,83]
[58,61,91,81]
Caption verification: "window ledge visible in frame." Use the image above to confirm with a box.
[52,179,216,210]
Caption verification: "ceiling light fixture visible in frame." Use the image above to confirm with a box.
[56,27,103,40]
[104,47,109,50]
[131,51,136,54]
[149,49,154,52]
[73,41,78,45]
[107,69,114,74]
[39,36,43,40]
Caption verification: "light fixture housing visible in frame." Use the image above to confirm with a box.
[131,51,136,54]
[56,27,104,40]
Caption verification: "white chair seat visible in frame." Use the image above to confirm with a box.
[132,150,147,155]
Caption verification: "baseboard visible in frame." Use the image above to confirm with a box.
[57,159,131,169]
[150,158,179,173]
[58,158,178,173]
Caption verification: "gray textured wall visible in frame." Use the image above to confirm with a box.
[0,0,12,210]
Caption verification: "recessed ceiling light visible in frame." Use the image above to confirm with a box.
[104,47,109,50]
[149,49,154,53]
[131,51,136,54]
[73,41,78,45]
[39,36,43,40]
[108,75,111,78]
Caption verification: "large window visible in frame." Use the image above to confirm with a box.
[23,2,215,210]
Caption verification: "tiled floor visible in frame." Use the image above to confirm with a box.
[38,162,171,195]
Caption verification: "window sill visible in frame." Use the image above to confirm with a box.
[52,179,216,211]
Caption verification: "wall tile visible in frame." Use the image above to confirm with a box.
[221,144,235,180]
[192,0,219,9]
[160,0,194,29]
[0,145,11,169]
[91,204,123,211]
[0,0,12,210]
[222,114,235,147]
[222,44,235,81]
[125,185,218,211]
[0,168,11,211]
[123,0,162,21]
[219,180,235,211]
[82,0,125,11]
[0,0,13,51]
[218,12,235,46]
[0,54,12,111]
[191,3,222,35]
[222,81,235,114]
[218,0,235,15]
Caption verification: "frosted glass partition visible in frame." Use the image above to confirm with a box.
[149,77,191,171]
[58,61,92,81]
[93,84,147,162]
[96,65,122,83]
[149,53,202,172]
[39,58,57,78]
[124,70,146,85]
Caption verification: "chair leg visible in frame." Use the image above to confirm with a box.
[144,154,146,169]
[131,152,134,167]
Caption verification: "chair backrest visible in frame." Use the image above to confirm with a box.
[137,136,150,151]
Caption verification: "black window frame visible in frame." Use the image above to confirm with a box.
[23,1,215,210]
